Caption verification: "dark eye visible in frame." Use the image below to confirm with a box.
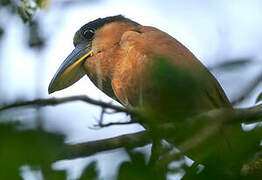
[82,28,95,39]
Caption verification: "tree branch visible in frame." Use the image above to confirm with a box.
[60,130,150,160]
[57,103,262,162]
[0,95,133,114]
[1,95,261,163]
[188,103,262,125]
[157,104,262,168]
[234,104,262,124]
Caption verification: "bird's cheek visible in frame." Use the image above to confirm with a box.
[83,57,94,75]
[83,56,102,80]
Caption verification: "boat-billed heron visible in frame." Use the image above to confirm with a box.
[49,15,231,113]
[49,15,236,161]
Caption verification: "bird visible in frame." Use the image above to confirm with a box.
[48,15,231,110]
[48,15,236,163]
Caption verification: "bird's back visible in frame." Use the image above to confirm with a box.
[111,26,231,114]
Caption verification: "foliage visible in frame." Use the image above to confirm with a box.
[0,0,50,23]
[256,92,262,103]
[79,161,99,180]
[0,122,66,179]
[117,151,166,180]
[0,1,262,180]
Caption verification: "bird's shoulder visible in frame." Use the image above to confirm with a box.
[119,26,169,47]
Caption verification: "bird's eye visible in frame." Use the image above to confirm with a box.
[82,28,95,40]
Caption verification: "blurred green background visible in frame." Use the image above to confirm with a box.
[0,0,262,179]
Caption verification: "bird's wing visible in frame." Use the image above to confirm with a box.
[112,26,231,111]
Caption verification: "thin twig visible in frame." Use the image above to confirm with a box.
[0,95,134,114]
[209,58,254,71]
[95,121,136,128]
[91,107,136,128]
[98,108,106,125]
[232,72,262,105]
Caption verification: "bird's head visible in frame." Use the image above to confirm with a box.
[48,15,139,94]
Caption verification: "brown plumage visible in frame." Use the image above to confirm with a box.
[49,15,231,119]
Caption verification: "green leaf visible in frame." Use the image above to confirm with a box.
[117,151,166,180]
[255,92,262,103]
[79,161,99,180]
[0,122,66,179]
[35,0,50,9]
[0,26,4,39]
[182,125,262,179]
